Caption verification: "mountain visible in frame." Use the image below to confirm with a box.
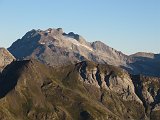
[1,28,160,119]
[0,59,160,119]
[0,48,15,71]
[8,28,160,77]
[0,59,159,120]
[8,28,128,67]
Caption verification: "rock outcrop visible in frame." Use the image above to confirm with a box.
[0,48,15,71]
[131,75,160,119]
[77,61,142,103]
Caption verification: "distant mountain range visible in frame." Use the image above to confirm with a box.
[8,28,160,77]
[0,28,160,120]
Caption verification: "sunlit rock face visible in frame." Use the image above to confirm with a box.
[0,48,15,71]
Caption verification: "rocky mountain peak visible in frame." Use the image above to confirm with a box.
[7,27,160,77]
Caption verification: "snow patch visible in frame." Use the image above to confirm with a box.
[63,36,93,51]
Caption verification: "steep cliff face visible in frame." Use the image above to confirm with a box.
[0,59,151,120]
[76,61,142,103]
[0,48,15,71]
[131,75,160,119]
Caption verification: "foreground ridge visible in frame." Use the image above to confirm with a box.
[0,59,160,119]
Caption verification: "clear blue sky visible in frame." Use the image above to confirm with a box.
[0,0,159,55]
